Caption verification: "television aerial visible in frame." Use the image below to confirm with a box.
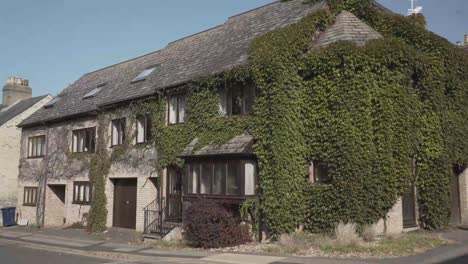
[408,0,423,15]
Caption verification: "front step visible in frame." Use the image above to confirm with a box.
[143,233,162,241]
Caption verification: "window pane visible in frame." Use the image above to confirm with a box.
[188,165,198,194]
[244,85,255,114]
[80,185,84,201]
[231,87,243,115]
[227,162,241,195]
[84,185,90,202]
[314,161,331,183]
[75,185,79,201]
[214,163,226,194]
[31,138,36,157]
[169,96,177,124]
[145,115,152,141]
[120,120,126,144]
[136,116,145,143]
[200,163,212,194]
[218,87,227,116]
[90,129,96,152]
[178,96,186,123]
[244,161,255,195]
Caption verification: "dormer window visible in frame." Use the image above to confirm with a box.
[219,84,255,116]
[131,64,161,83]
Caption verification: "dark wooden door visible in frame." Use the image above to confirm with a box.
[113,178,137,229]
[166,168,182,222]
[450,172,461,225]
[402,186,417,228]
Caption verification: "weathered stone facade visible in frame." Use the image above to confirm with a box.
[16,111,158,231]
[0,95,51,225]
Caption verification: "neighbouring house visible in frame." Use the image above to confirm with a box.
[0,77,52,225]
[15,0,468,239]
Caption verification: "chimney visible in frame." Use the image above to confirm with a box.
[465,34,468,46]
[2,77,32,107]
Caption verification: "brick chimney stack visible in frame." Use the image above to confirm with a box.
[465,34,468,46]
[2,77,32,107]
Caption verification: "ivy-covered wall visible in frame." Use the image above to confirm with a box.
[119,0,468,236]
[19,0,468,237]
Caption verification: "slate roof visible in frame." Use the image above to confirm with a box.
[20,0,328,127]
[0,95,48,126]
[181,135,254,157]
[313,11,383,48]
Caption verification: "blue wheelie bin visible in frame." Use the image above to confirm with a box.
[1,207,16,227]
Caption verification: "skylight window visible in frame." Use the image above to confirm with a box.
[83,83,107,99]
[44,97,60,108]
[131,64,161,83]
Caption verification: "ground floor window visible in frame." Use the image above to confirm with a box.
[23,187,38,206]
[185,159,256,197]
[73,182,93,204]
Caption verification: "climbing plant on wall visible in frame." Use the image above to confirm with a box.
[85,0,468,236]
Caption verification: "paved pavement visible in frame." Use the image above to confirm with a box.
[1,227,468,264]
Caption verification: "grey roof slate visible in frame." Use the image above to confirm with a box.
[313,11,383,48]
[181,135,254,157]
[20,0,327,127]
[0,95,48,126]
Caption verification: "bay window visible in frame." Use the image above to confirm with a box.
[185,160,256,197]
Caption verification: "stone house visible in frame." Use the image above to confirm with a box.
[15,0,468,238]
[0,77,52,225]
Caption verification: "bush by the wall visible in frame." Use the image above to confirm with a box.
[183,200,251,248]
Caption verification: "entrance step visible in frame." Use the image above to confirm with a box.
[143,233,162,241]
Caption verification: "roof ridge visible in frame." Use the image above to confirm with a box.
[227,1,281,20]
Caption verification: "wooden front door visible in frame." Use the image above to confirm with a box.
[113,178,137,229]
[166,168,182,222]
[450,172,461,225]
[402,185,417,228]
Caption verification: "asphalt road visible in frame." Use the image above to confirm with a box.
[0,242,106,264]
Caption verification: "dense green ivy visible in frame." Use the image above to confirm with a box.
[250,0,467,235]
[86,0,468,236]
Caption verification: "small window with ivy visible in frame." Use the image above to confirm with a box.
[309,161,331,184]
[219,84,255,116]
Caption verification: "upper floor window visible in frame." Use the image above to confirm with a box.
[219,84,255,116]
[136,114,152,144]
[23,187,38,206]
[168,94,186,125]
[28,135,46,158]
[73,181,93,205]
[72,127,96,153]
[308,160,331,184]
[111,118,126,146]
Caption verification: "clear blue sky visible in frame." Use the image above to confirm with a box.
[0,0,466,98]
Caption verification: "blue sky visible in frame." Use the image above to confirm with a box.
[0,0,466,97]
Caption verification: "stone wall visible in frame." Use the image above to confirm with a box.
[0,95,51,225]
[16,111,159,231]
